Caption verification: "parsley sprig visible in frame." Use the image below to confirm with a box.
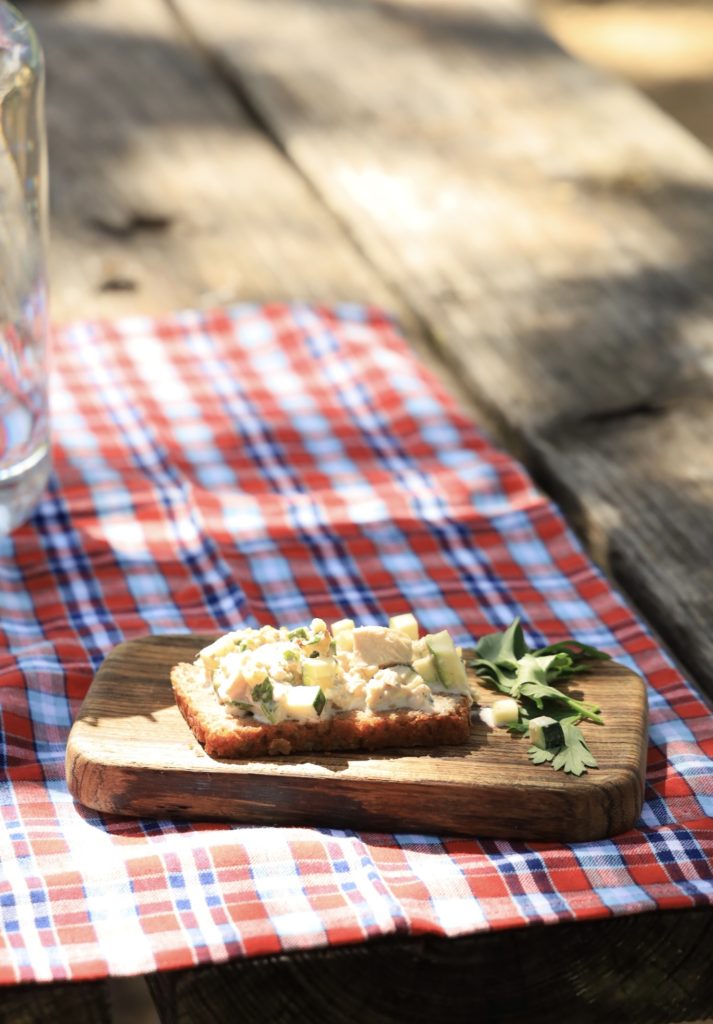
[470,619,610,776]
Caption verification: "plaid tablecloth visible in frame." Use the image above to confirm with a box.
[1,304,711,983]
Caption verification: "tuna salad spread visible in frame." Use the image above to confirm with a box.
[196,614,473,725]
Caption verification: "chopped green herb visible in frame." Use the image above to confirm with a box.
[251,678,274,704]
[250,678,278,722]
[228,700,253,713]
[256,701,278,724]
[313,688,327,716]
[283,649,297,662]
[505,720,530,736]
[287,627,308,640]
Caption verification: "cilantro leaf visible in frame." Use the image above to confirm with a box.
[471,659,517,696]
[516,678,603,725]
[506,720,530,736]
[498,650,605,724]
[474,617,527,668]
[550,720,598,776]
[528,746,555,765]
[532,640,611,664]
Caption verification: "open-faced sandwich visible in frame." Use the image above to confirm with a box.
[171,614,475,757]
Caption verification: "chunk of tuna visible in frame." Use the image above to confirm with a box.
[352,626,412,667]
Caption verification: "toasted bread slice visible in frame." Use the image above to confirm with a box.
[171,661,472,758]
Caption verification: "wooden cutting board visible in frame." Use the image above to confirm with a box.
[65,635,648,841]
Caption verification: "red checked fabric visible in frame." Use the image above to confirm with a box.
[0,304,711,983]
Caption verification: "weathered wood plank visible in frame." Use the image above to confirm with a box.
[145,906,713,1024]
[171,0,713,698]
[26,0,489,446]
[23,0,397,321]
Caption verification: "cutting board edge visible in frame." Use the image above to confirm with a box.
[65,725,645,841]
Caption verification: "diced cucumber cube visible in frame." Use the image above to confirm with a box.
[426,631,468,689]
[529,716,565,750]
[412,637,428,659]
[331,619,354,652]
[302,658,337,689]
[492,698,519,727]
[335,630,354,653]
[411,653,439,685]
[388,613,419,640]
[331,618,355,634]
[283,685,327,720]
[198,633,240,670]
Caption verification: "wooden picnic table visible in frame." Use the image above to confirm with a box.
[7,0,713,1020]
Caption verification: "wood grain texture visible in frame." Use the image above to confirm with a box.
[65,634,647,841]
[24,0,394,319]
[24,0,485,425]
[170,0,713,702]
[145,906,713,1024]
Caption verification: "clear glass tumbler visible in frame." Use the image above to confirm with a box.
[0,2,49,534]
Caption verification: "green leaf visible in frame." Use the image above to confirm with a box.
[550,720,598,776]
[474,617,527,667]
[533,640,611,664]
[506,720,530,736]
[546,652,575,679]
[516,673,604,725]
[511,652,553,689]
[470,659,517,696]
[528,746,555,764]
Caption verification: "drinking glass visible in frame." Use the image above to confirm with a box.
[0,2,49,533]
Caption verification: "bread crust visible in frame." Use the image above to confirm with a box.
[171,662,471,757]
